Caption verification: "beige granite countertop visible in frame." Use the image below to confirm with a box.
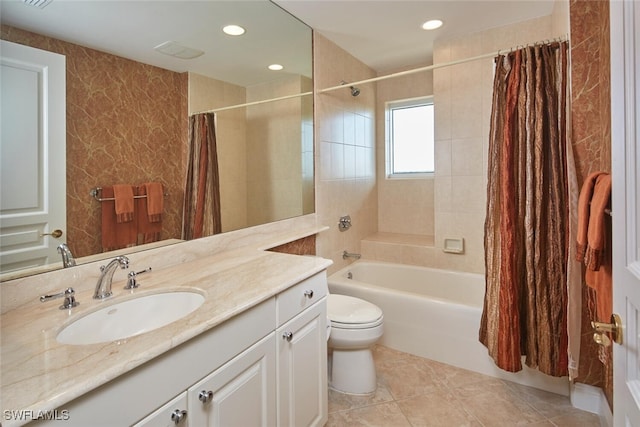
[0,247,331,426]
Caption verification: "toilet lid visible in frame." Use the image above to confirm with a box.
[327,294,383,325]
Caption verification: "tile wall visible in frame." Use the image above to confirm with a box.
[313,34,378,273]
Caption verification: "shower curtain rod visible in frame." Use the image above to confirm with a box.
[192,91,313,115]
[191,35,568,115]
[319,35,569,95]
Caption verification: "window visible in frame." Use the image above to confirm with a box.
[386,97,435,178]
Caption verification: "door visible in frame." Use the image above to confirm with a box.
[0,40,66,273]
[611,0,640,425]
[187,334,276,427]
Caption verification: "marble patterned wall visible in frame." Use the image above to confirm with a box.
[569,0,612,407]
[1,25,188,258]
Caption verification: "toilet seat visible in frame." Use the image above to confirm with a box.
[330,317,383,330]
[327,294,383,329]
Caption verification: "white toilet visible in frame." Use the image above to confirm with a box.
[327,294,384,394]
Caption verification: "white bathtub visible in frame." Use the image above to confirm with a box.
[328,260,569,396]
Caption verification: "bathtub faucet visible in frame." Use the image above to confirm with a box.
[343,250,361,260]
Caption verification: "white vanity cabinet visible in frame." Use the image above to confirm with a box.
[276,272,328,427]
[34,270,328,427]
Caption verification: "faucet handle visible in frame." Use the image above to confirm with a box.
[40,287,79,310]
[125,267,152,290]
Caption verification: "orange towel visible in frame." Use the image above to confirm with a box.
[143,182,164,223]
[101,186,138,251]
[584,174,611,271]
[577,172,612,325]
[136,185,162,244]
[113,184,135,223]
[576,171,604,261]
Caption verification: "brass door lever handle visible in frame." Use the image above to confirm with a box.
[40,229,63,238]
[592,313,623,345]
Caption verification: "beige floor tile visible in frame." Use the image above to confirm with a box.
[428,358,495,390]
[396,391,483,427]
[504,381,579,419]
[325,402,412,427]
[548,411,601,427]
[329,346,602,427]
[328,382,394,413]
[374,348,448,400]
[454,383,546,425]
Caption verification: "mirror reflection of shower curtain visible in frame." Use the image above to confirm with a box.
[182,112,222,240]
[479,41,577,378]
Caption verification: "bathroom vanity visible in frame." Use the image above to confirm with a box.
[0,247,331,427]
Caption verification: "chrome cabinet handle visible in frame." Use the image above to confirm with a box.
[283,331,293,342]
[303,289,314,299]
[171,409,187,425]
[199,390,213,404]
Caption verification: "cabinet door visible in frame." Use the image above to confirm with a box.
[277,299,328,427]
[188,334,276,427]
[133,392,189,427]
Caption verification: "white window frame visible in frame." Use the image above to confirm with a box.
[385,96,435,179]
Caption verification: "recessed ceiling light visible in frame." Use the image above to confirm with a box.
[422,19,443,30]
[268,64,284,71]
[154,41,204,60]
[223,25,246,36]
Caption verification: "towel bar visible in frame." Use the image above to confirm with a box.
[90,187,169,202]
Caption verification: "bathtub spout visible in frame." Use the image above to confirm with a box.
[343,250,361,260]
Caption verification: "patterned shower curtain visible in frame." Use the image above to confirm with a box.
[182,112,222,240]
[479,41,577,377]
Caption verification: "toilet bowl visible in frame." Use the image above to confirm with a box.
[327,294,384,395]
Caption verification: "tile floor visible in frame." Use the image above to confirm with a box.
[326,345,602,427]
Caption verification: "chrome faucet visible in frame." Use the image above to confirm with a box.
[94,256,129,299]
[57,243,76,268]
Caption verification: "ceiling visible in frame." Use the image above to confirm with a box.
[0,0,556,86]
[274,0,556,72]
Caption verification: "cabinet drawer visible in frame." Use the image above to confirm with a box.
[276,271,327,326]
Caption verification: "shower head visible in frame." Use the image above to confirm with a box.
[340,80,361,97]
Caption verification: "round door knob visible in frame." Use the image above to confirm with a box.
[199,390,213,404]
[304,290,314,298]
[283,331,293,342]
[170,409,187,425]
[41,229,63,238]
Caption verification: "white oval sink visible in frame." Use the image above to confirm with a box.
[57,291,205,345]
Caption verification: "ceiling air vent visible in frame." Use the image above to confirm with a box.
[154,41,204,60]
[22,0,53,9]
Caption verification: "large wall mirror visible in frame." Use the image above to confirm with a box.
[0,0,313,279]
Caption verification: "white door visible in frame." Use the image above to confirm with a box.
[0,40,66,273]
[611,0,640,425]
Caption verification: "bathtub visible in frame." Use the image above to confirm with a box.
[328,260,569,396]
